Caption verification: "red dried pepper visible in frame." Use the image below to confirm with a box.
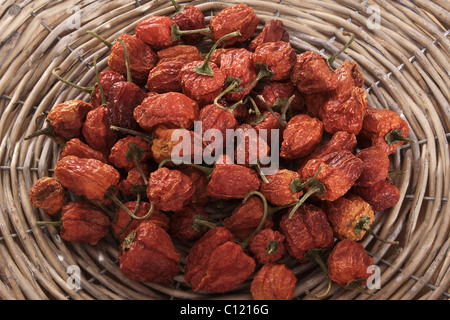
[112,201,169,241]
[119,220,181,283]
[107,33,157,85]
[179,166,210,206]
[90,70,126,108]
[198,103,238,146]
[248,228,286,264]
[170,205,208,241]
[134,92,200,132]
[233,123,270,167]
[54,155,121,204]
[146,60,184,93]
[253,41,297,81]
[327,239,374,290]
[29,177,65,216]
[209,3,258,47]
[206,155,261,199]
[248,19,290,52]
[355,146,390,187]
[184,226,255,292]
[108,135,151,171]
[146,167,195,212]
[256,80,304,114]
[250,263,297,300]
[156,44,203,64]
[60,138,107,163]
[259,169,303,207]
[323,193,399,244]
[359,106,413,155]
[280,114,323,160]
[118,164,150,196]
[82,106,118,157]
[170,1,206,45]
[135,16,179,51]
[352,179,400,212]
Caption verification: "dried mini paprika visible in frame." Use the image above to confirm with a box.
[82,106,118,157]
[146,60,184,93]
[259,169,303,207]
[60,138,107,163]
[248,19,290,52]
[252,41,297,81]
[170,205,208,241]
[250,263,297,300]
[355,146,390,187]
[248,228,286,264]
[119,220,181,283]
[29,177,65,216]
[170,0,206,45]
[108,135,151,171]
[352,179,400,212]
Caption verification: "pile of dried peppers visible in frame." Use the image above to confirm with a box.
[26,2,412,300]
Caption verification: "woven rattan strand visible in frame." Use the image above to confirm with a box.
[0,0,448,300]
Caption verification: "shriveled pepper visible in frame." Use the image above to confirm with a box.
[146,167,195,212]
[248,228,286,264]
[29,177,65,216]
[37,200,110,245]
[108,135,151,171]
[233,123,270,167]
[90,70,126,108]
[280,114,323,160]
[209,3,258,47]
[359,106,413,155]
[146,60,184,93]
[250,263,297,300]
[256,80,304,114]
[184,226,255,292]
[355,146,390,187]
[119,220,181,283]
[259,169,303,207]
[118,164,150,197]
[54,155,120,204]
[179,166,210,206]
[170,205,208,241]
[156,44,203,64]
[112,201,169,241]
[252,41,297,81]
[198,103,238,147]
[248,19,289,52]
[170,0,206,45]
[352,179,400,212]
[134,92,200,132]
[327,239,374,292]
[323,193,399,244]
[60,138,107,163]
[82,106,118,157]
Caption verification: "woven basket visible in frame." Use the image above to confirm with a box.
[0,0,448,300]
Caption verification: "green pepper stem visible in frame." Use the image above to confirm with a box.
[192,214,217,232]
[115,193,142,238]
[93,55,107,106]
[116,39,132,83]
[385,129,415,145]
[86,30,113,49]
[36,220,63,227]
[232,62,274,94]
[266,240,279,254]
[344,279,375,296]
[364,228,399,245]
[288,183,325,219]
[214,79,240,111]
[304,249,332,299]
[240,190,269,250]
[23,121,66,147]
[109,191,154,221]
[110,125,154,142]
[326,32,355,70]
[256,95,286,127]
[250,160,269,184]
[171,24,211,41]
[52,67,94,94]
[126,143,148,185]
[193,30,241,76]
[170,0,184,12]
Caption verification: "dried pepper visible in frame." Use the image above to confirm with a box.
[248,19,289,52]
[29,177,65,216]
[250,263,297,300]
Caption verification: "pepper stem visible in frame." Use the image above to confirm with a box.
[115,193,144,238]
[364,228,399,245]
[256,95,286,127]
[171,24,211,41]
[116,39,132,83]
[52,67,94,94]
[107,187,154,221]
[110,125,154,142]
[23,120,66,147]
[125,143,148,185]
[193,30,241,76]
[250,159,269,184]
[240,190,269,250]
[304,249,332,299]
[86,30,113,49]
[326,32,355,70]
[385,129,415,145]
[192,214,217,232]
[36,220,63,227]
[214,78,241,111]
[266,240,279,254]
[93,55,107,106]
[170,0,184,13]
[232,62,274,93]
[344,279,375,296]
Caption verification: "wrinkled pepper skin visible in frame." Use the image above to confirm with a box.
[60,200,110,245]
[359,106,410,155]
[46,100,94,141]
[90,70,125,108]
[198,103,238,147]
[323,193,375,241]
[234,123,270,166]
[256,81,304,113]
[60,138,107,163]
[118,164,150,196]
[206,156,261,199]
[290,51,339,93]
[108,135,151,171]
[171,5,206,45]
[280,204,334,263]
[250,263,297,300]
[146,60,184,93]
[29,177,65,216]
[280,114,323,160]
[259,169,303,207]
[157,45,203,64]
[210,4,259,47]
[82,106,118,157]
[54,155,120,204]
[253,41,297,81]
[134,92,199,132]
[222,195,273,241]
[352,179,400,212]
[178,61,226,107]
[112,201,169,241]
[146,167,195,212]
[220,48,258,101]
[119,221,181,283]
[135,16,178,50]
[327,239,373,287]
[248,19,289,52]
[355,146,390,187]
[170,205,208,241]
[184,227,255,292]
[248,228,286,264]
[108,33,157,85]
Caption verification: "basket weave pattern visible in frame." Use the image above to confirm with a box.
[0,0,448,300]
